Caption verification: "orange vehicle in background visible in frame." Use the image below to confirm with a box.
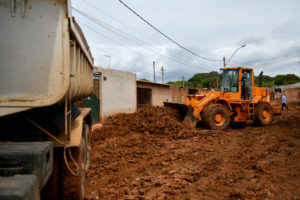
[165,67,282,129]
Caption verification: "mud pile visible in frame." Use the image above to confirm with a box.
[92,106,188,143]
[86,106,300,200]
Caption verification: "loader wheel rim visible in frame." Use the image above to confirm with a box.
[214,112,226,126]
[262,109,271,121]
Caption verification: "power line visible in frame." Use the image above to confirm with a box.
[82,0,160,45]
[225,51,300,67]
[73,7,204,68]
[117,0,219,62]
[74,9,215,72]
[77,20,153,62]
[73,7,154,57]
[90,45,146,70]
[160,66,165,84]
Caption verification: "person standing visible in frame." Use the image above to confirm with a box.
[281,93,288,110]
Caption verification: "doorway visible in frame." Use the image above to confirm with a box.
[137,88,152,109]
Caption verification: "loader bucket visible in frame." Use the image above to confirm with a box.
[163,102,197,128]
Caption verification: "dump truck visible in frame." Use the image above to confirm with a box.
[165,67,281,129]
[0,0,93,199]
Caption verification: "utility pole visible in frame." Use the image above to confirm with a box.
[182,75,185,88]
[153,61,156,83]
[160,66,165,84]
[223,57,226,68]
[104,55,110,69]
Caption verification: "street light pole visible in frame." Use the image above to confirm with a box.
[223,44,246,68]
[104,55,110,69]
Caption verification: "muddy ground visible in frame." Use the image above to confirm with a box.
[85,106,300,200]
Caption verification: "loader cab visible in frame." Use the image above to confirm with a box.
[220,67,254,101]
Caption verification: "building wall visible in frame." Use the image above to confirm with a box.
[285,88,300,103]
[137,82,171,107]
[94,67,137,122]
[170,86,188,104]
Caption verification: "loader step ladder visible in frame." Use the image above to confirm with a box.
[248,103,255,120]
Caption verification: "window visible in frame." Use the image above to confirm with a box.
[220,69,239,92]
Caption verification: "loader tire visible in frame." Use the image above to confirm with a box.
[254,102,273,126]
[61,137,87,200]
[202,104,231,130]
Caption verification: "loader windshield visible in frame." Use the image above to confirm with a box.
[220,69,239,92]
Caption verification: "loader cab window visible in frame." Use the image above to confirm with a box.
[220,69,239,92]
[241,70,253,100]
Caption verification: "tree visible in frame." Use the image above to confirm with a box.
[139,78,151,82]
[274,74,300,85]
[254,75,274,88]
[167,71,300,89]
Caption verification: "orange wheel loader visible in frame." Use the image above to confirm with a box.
[164,67,282,130]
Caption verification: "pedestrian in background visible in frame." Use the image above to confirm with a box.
[281,93,288,110]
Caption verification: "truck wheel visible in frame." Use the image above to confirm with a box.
[202,104,231,130]
[254,102,273,126]
[61,137,87,200]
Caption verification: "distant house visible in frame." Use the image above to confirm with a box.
[274,82,300,103]
[136,81,171,108]
[136,81,200,108]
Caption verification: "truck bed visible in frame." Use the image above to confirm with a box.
[0,0,94,116]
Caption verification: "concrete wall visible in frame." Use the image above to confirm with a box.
[137,81,171,107]
[94,67,137,122]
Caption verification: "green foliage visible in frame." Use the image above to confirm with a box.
[274,74,300,86]
[187,71,220,88]
[166,80,187,86]
[167,71,220,89]
[167,71,300,89]
[254,75,274,88]
[139,78,151,82]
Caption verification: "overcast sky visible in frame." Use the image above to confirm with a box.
[72,0,300,83]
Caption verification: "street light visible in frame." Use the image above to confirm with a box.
[104,55,110,69]
[223,44,246,67]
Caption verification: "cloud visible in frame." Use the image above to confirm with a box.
[75,1,300,81]
[271,19,300,40]
[237,34,266,46]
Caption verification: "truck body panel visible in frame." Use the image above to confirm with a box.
[0,0,93,116]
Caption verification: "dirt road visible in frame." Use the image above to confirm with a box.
[85,106,300,200]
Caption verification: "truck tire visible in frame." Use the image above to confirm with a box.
[254,102,273,126]
[61,137,87,200]
[202,104,231,130]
